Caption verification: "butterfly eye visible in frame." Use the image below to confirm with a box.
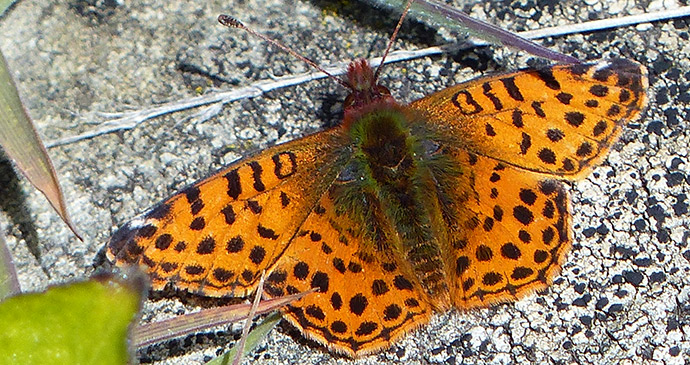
[343,94,355,109]
[376,85,391,96]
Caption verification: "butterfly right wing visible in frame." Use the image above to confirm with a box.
[107,128,350,298]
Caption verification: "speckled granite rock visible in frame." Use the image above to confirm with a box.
[1,0,688,363]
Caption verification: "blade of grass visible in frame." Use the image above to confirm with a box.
[0,0,18,16]
[0,50,81,239]
[131,288,315,348]
[207,312,283,365]
[232,271,266,365]
[369,0,579,63]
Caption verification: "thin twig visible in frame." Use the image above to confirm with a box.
[45,7,690,148]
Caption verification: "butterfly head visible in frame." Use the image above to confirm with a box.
[343,59,397,127]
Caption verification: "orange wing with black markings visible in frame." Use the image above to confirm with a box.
[107,128,350,297]
[407,59,647,309]
[263,191,432,357]
[409,59,648,179]
[106,58,648,358]
[433,148,572,308]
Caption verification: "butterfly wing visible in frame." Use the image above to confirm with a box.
[107,128,350,297]
[408,59,647,309]
[432,147,571,308]
[409,59,648,179]
[264,190,432,357]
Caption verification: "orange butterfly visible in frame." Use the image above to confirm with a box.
[107,30,647,356]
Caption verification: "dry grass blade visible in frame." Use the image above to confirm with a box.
[232,271,266,365]
[382,0,579,63]
[131,288,316,348]
[0,51,81,239]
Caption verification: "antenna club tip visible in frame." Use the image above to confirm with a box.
[218,14,241,27]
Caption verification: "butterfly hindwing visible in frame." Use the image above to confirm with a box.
[433,147,571,308]
[264,190,433,357]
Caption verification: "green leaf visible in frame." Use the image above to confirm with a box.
[0,275,142,365]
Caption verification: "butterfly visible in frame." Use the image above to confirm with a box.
[107,35,647,356]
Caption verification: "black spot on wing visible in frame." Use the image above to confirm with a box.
[565,112,585,127]
[273,152,297,179]
[226,236,244,253]
[249,245,266,264]
[453,90,484,114]
[196,236,216,255]
[520,132,531,154]
[155,234,172,250]
[257,224,279,240]
[535,68,561,90]
[482,82,503,110]
[501,77,524,101]
[146,202,171,220]
[221,205,236,225]
[556,92,572,104]
[589,85,609,97]
[512,109,524,128]
[248,161,266,192]
[531,101,546,118]
[225,169,242,199]
[546,129,565,142]
[349,293,368,316]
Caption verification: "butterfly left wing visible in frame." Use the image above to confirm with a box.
[409,58,648,179]
[107,128,349,297]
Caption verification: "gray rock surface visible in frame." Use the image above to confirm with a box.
[1,0,688,363]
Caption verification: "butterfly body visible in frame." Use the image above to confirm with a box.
[108,58,647,356]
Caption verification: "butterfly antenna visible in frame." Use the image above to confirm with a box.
[373,0,415,82]
[218,15,350,89]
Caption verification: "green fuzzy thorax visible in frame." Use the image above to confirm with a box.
[348,104,412,170]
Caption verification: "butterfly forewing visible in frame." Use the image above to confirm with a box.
[409,59,648,179]
[107,128,350,297]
